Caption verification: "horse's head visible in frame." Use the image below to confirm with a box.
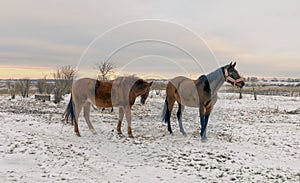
[224,62,245,88]
[134,79,153,104]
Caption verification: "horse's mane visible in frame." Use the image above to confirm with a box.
[111,75,143,87]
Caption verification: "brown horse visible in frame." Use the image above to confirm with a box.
[162,62,245,141]
[63,76,153,137]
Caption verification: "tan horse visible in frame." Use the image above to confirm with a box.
[162,62,245,141]
[63,76,153,137]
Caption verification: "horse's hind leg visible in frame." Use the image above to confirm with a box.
[164,82,176,135]
[83,103,97,134]
[117,107,124,134]
[124,106,133,138]
[166,98,175,134]
[74,100,84,137]
[177,103,186,136]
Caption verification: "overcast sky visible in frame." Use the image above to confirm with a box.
[0,0,299,79]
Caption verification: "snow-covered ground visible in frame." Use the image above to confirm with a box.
[0,92,299,182]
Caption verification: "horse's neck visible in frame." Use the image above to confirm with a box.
[206,67,225,95]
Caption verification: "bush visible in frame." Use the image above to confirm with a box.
[37,76,47,94]
[18,79,31,98]
[7,79,18,99]
[53,65,76,103]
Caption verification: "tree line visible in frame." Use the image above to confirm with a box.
[6,60,116,103]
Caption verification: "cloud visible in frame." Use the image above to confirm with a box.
[0,0,300,78]
[0,38,85,67]
[207,37,300,77]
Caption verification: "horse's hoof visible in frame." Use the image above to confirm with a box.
[201,137,208,142]
[182,132,187,137]
[75,132,81,137]
[128,134,134,138]
[90,129,97,135]
[117,132,124,138]
[117,133,125,138]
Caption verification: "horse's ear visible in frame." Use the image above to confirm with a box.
[229,62,232,67]
[149,81,153,87]
[232,62,236,68]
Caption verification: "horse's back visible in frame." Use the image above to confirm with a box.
[72,78,112,106]
[72,78,97,98]
[167,76,199,107]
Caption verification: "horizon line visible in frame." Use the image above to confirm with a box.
[0,65,299,80]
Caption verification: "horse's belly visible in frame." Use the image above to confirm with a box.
[177,90,199,107]
[180,98,199,107]
[95,98,113,108]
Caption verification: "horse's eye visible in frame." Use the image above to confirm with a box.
[228,68,235,75]
[136,80,144,85]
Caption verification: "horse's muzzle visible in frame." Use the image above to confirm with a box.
[141,97,146,104]
[237,81,245,88]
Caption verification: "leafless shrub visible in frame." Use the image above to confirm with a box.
[46,82,54,95]
[37,75,47,94]
[96,60,115,80]
[18,79,31,98]
[7,79,18,99]
[53,65,77,103]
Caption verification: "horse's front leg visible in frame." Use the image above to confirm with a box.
[177,103,186,136]
[117,107,124,134]
[199,105,207,141]
[124,105,133,138]
[202,113,210,140]
[83,103,97,134]
[202,105,212,139]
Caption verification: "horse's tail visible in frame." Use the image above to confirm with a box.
[62,94,76,125]
[161,98,168,123]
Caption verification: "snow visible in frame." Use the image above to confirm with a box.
[0,92,299,182]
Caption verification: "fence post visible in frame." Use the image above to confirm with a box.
[253,87,257,100]
[239,88,243,99]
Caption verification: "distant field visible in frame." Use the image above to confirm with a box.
[1,79,300,97]
[151,81,300,97]
[220,85,300,97]
[0,81,38,95]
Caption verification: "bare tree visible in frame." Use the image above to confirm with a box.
[18,79,31,98]
[96,60,115,80]
[7,79,18,99]
[53,65,77,103]
[37,75,48,94]
[46,82,54,95]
